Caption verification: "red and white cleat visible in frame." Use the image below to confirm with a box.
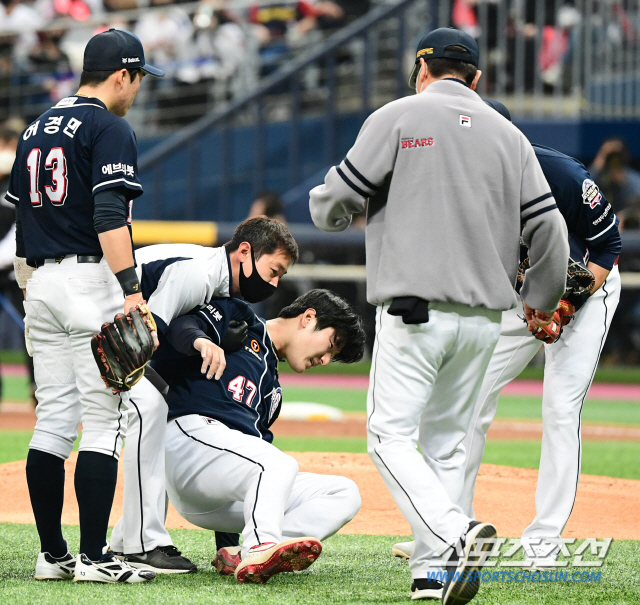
[234,538,322,584]
[212,546,242,575]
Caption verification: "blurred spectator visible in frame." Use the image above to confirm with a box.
[0,0,45,61]
[248,191,287,223]
[249,0,343,70]
[190,1,247,83]
[452,0,479,38]
[134,0,194,70]
[590,138,640,214]
[250,1,318,45]
[0,125,18,268]
[0,121,35,404]
[317,0,365,29]
[60,17,128,74]
[616,194,640,231]
[27,30,75,103]
[103,0,136,10]
[34,0,102,23]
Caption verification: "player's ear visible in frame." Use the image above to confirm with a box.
[300,308,316,329]
[416,58,427,93]
[114,69,127,88]
[237,241,251,262]
[470,70,482,91]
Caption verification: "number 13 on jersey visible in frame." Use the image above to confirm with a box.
[26,147,68,207]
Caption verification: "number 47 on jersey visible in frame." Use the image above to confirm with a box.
[228,375,258,406]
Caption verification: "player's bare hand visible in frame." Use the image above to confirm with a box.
[124,292,144,315]
[194,337,226,380]
[523,301,554,330]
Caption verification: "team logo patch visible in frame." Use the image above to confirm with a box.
[244,343,263,362]
[251,339,260,353]
[460,115,471,127]
[269,387,282,422]
[401,137,434,149]
[582,179,602,208]
[202,417,220,426]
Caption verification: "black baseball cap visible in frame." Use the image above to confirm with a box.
[484,99,512,121]
[83,29,164,77]
[409,27,479,88]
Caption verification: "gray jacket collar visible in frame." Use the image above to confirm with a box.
[423,79,481,99]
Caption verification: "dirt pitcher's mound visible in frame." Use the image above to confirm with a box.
[1,452,639,538]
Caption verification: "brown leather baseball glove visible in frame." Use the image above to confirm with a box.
[528,299,575,344]
[91,303,158,392]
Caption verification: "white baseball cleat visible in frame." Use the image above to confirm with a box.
[74,545,156,583]
[35,541,76,580]
[523,558,559,571]
[521,537,562,571]
[392,540,415,560]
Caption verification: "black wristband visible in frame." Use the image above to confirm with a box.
[115,266,140,297]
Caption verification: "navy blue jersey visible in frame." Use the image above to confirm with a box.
[6,95,142,262]
[533,145,621,270]
[165,298,282,443]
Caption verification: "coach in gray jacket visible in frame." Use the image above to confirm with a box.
[309,28,569,605]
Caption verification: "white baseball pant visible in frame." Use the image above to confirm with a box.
[165,415,362,556]
[366,301,502,577]
[460,266,621,545]
[110,377,173,554]
[25,257,125,459]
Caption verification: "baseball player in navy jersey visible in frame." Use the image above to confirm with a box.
[160,289,365,584]
[108,218,298,573]
[7,29,164,583]
[464,102,622,565]
[310,28,570,604]
[391,100,622,574]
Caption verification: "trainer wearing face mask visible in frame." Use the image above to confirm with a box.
[105,216,299,574]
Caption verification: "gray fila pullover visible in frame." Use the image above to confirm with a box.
[309,79,569,313]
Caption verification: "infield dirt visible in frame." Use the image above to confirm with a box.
[1,451,638,539]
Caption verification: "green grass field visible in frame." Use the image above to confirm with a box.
[3,365,640,603]
[4,372,640,425]
[281,386,640,427]
[3,430,640,480]
[3,378,640,477]
[1,524,639,604]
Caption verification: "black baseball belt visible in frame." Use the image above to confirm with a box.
[29,255,103,268]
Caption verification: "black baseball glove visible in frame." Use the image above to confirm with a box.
[517,256,595,305]
[564,257,596,312]
[91,303,158,393]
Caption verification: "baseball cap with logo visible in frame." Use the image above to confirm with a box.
[409,27,479,88]
[83,29,164,77]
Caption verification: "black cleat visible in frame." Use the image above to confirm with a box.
[411,578,443,600]
[442,521,497,605]
[124,545,197,574]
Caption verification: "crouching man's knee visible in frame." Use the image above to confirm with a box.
[335,476,362,524]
